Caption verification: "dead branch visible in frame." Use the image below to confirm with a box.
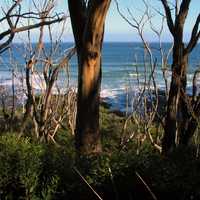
[0,0,66,54]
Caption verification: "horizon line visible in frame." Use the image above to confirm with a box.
[12,41,176,44]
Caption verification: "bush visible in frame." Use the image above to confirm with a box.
[0,134,43,199]
[0,107,200,200]
[0,134,74,200]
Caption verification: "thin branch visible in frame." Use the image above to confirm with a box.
[160,0,175,35]
[0,0,66,54]
[186,14,200,53]
[135,171,157,200]
[0,12,65,23]
[114,0,138,29]
[73,167,103,200]
[0,33,15,53]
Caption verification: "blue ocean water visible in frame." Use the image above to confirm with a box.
[0,42,199,111]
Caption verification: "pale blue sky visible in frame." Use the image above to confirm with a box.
[105,0,200,42]
[57,0,200,42]
[1,0,199,42]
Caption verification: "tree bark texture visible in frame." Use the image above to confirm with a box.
[68,0,111,154]
[161,0,200,154]
[162,43,188,153]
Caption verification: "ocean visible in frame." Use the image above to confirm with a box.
[0,42,200,111]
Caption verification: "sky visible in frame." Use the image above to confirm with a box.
[104,0,200,42]
[1,0,199,42]
[57,0,199,42]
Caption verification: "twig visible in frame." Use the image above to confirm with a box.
[135,171,157,200]
[73,167,103,200]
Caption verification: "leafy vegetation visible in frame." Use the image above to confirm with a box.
[0,107,200,200]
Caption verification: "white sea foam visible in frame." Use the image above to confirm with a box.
[128,73,141,77]
[101,87,125,98]
[0,71,70,106]
[1,70,200,112]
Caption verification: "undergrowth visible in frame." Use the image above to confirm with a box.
[0,107,200,200]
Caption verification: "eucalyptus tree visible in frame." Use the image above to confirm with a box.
[68,0,111,154]
[161,0,200,154]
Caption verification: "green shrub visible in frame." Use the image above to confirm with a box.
[0,134,74,200]
[0,134,44,199]
[0,107,200,200]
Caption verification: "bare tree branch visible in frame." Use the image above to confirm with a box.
[160,0,175,35]
[114,0,138,29]
[178,0,191,19]
[186,14,200,53]
[0,0,66,54]
[0,12,65,23]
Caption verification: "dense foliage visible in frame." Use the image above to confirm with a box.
[0,108,200,200]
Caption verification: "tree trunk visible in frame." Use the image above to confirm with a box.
[161,0,200,154]
[179,99,200,145]
[75,47,102,154]
[68,0,111,154]
[20,65,33,135]
[162,42,188,154]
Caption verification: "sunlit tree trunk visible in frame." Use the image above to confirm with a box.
[68,0,111,154]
